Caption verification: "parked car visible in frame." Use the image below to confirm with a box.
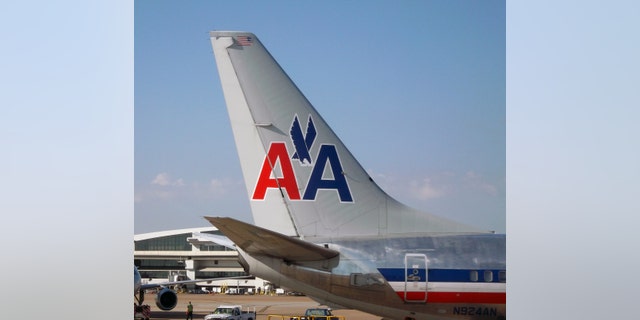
[204,305,256,320]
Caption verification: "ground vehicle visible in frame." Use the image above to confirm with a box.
[133,304,150,320]
[204,305,256,320]
[301,308,339,320]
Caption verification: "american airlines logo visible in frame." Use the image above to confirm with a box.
[252,115,353,202]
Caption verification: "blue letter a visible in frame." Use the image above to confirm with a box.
[303,144,353,202]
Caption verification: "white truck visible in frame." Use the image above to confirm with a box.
[204,305,257,320]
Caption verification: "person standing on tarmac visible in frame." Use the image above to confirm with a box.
[186,301,193,320]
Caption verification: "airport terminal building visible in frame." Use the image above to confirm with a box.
[134,227,269,294]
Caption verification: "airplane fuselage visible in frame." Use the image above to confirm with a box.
[238,233,505,320]
[135,266,142,294]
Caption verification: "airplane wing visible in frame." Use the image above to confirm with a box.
[139,275,251,290]
[204,217,338,262]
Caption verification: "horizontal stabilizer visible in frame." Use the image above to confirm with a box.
[204,217,338,262]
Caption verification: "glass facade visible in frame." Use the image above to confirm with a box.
[135,229,248,281]
[138,259,185,269]
[135,233,192,251]
[198,271,248,278]
[199,243,233,251]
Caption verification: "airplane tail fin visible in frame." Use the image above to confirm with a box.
[210,31,484,238]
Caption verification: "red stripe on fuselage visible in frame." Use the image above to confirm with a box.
[399,291,505,304]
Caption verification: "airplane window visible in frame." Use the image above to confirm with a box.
[470,270,478,282]
[499,271,506,282]
[484,270,493,282]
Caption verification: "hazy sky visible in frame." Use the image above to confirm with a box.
[134,0,506,234]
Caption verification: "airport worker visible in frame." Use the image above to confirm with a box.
[186,301,193,320]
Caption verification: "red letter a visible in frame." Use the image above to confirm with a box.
[252,142,301,200]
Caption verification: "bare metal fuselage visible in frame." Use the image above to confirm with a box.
[238,233,505,320]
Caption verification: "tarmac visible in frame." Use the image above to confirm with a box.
[143,293,380,320]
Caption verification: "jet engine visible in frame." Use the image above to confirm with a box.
[154,287,178,310]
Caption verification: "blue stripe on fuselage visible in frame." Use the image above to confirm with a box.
[377,268,504,283]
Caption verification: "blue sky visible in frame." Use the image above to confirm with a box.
[134,0,506,234]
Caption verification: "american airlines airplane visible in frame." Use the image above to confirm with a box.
[206,31,505,320]
[134,265,183,320]
[134,266,248,318]
[133,265,201,318]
